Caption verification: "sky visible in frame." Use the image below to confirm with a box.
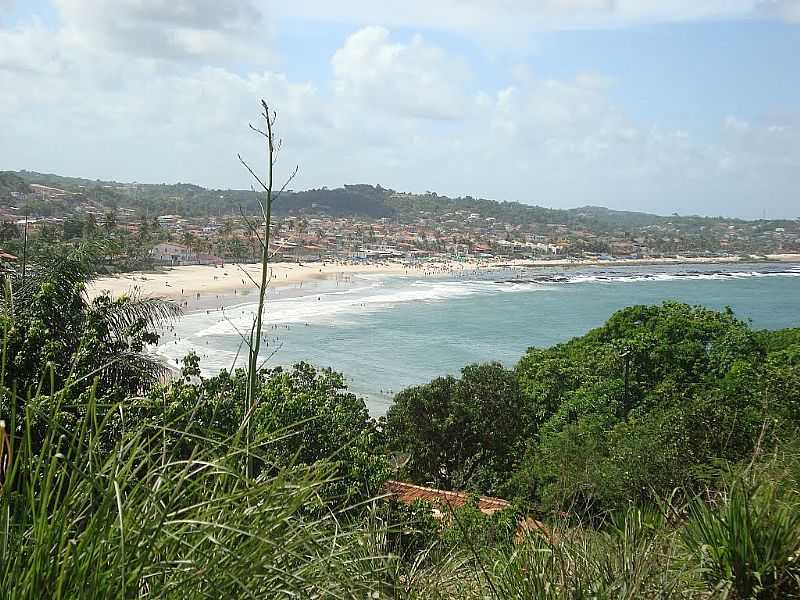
[0,1,798,218]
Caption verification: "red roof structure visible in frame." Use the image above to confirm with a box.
[383,480,552,543]
[384,480,510,515]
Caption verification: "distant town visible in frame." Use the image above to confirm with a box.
[1,170,798,270]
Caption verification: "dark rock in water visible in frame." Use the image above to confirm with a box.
[494,274,570,284]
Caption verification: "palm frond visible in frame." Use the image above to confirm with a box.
[96,294,181,338]
[4,240,118,310]
[96,350,174,393]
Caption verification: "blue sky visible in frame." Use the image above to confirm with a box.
[1,0,798,218]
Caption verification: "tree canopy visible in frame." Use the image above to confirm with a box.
[385,302,800,518]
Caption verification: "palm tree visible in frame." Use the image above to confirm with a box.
[227,238,245,262]
[138,215,150,242]
[86,214,98,238]
[104,210,117,235]
[181,231,198,259]
[1,241,180,397]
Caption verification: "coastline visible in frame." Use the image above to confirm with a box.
[88,253,800,306]
[87,259,473,305]
[147,257,800,413]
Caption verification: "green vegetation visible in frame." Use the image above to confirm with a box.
[682,477,800,598]
[6,170,799,236]
[385,362,525,495]
[1,249,799,597]
[387,302,800,519]
[0,172,30,196]
[131,359,389,503]
[0,242,179,398]
[1,387,393,598]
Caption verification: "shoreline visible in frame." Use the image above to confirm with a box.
[87,260,470,306]
[88,254,800,308]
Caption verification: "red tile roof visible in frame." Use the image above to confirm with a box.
[384,480,510,514]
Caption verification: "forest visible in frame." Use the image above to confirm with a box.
[1,243,798,598]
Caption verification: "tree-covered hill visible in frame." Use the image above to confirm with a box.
[9,170,797,234]
[0,171,31,196]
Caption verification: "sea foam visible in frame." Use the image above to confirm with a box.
[184,265,800,335]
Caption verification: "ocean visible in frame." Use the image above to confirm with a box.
[157,262,800,415]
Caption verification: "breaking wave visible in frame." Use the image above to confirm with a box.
[159,262,799,340]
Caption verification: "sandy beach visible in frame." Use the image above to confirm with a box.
[88,254,800,307]
[87,259,478,306]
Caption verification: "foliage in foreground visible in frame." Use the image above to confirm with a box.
[129,357,390,503]
[0,241,179,400]
[0,393,394,599]
[682,478,800,598]
[2,254,800,597]
[4,385,799,599]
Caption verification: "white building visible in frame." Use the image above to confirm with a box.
[150,242,193,265]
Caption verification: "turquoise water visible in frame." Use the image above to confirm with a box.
[158,263,800,414]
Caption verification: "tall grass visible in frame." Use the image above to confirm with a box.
[682,479,800,599]
[406,506,697,600]
[0,391,396,598]
[4,389,798,598]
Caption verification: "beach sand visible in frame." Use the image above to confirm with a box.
[87,259,477,305]
[766,253,800,262]
[88,254,800,305]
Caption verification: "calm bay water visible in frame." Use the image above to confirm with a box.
[158,262,800,415]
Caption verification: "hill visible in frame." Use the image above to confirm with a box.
[9,170,793,233]
[0,171,31,195]
[3,170,799,259]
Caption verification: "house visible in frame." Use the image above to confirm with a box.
[383,480,551,543]
[150,242,193,265]
[383,480,510,517]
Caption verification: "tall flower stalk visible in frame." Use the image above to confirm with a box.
[237,100,298,476]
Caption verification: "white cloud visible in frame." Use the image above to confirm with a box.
[758,0,800,22]
[331,27,468,120]
[0,3,798,218]
[0,22,325,187]
[52,0,271,63]
[725,115,751,133]
[0,23,68,75]
[486,74,623,142]
[278,0,789,31]
[723,114,800,164]
[574,72,614,91]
